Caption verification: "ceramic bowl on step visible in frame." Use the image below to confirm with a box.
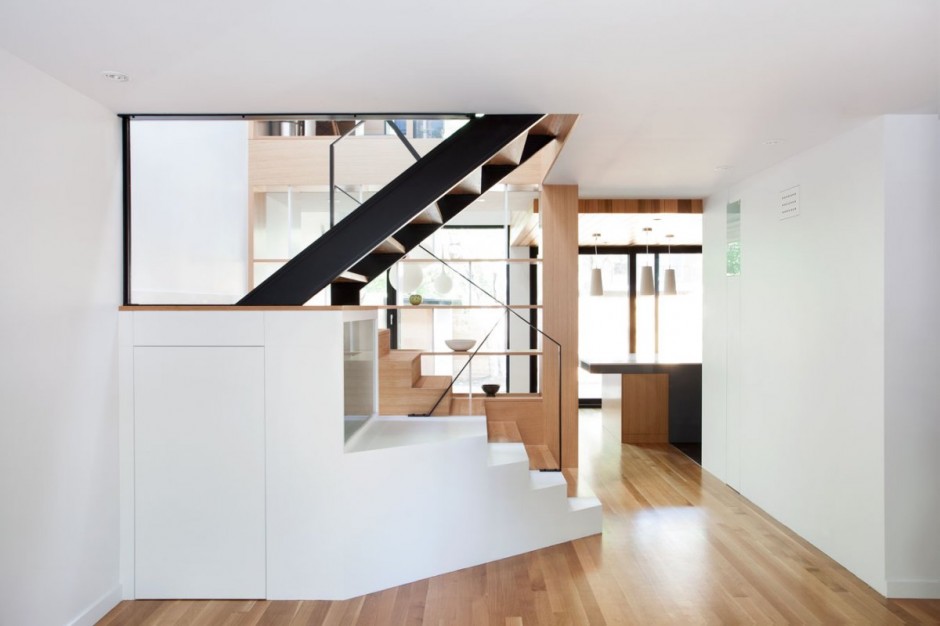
[445,339,476,352]
[482,384,500,397]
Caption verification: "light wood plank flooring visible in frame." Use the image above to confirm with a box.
[98,410,940,625]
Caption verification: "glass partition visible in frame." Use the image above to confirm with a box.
[344,317,376,441]
[125,115,470,305]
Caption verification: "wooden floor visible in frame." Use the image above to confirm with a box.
[99,410,940,625]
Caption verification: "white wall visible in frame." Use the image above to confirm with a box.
[883,115,940,598]
[130,120,248,304]
[704,119,888,593]
[0,49,122,625]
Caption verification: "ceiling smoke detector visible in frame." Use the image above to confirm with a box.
[101,71,129,82]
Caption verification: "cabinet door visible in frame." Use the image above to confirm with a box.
[135,347,265,599]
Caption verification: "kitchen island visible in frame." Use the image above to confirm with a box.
[580,354,702,445]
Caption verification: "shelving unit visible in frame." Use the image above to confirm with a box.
[419,350,542,356]
[379,304,542,310]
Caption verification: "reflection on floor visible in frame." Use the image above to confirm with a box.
[99,409,940,625]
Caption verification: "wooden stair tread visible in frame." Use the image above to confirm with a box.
[415,375,452,389]
[335,270,367,283]
[450,168,483,195]
[384,350,423,361]
[372,237,406,254]
[525,445,557,471]
[409,204,443,225]
[487,133,528,166]
[488,421,523,443]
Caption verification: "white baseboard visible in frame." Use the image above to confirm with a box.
[887,579,940,599]
[67,585,122,626]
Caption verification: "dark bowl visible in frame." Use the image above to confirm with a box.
[481,384,501,397]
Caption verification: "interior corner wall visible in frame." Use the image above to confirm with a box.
[883,115,940,599]
[0,49,122,625]
[703,118,888,594]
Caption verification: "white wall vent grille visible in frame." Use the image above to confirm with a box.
[780,186,800,220]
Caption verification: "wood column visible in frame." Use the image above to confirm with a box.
[540,185,579,469]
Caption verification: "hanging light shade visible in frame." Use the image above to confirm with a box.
[434,270,453,294]
[638,226,654,295]
[662,233,677,295]
[590,232,604,296]
[639,265,655,295]
[401,263,424,293]
[387,266,399,290]
[662,268,677,295]
[590,268,604,296]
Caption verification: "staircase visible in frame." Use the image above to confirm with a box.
[378,329,454,416]
[377,329,550,457]
[238,114,558,306]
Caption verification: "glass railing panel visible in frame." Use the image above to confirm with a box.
[344,317,376,441]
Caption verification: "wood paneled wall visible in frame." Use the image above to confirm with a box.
[535,198,703,214]
[540,185,580,469]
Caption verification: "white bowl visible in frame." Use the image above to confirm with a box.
[445,339,476,352]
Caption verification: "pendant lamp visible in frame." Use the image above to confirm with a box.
[662,234,677,295]
[434,269,453,294]
[638,227,655,296]
[590,233,604,296]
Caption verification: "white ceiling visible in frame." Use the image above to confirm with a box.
[1,0,937,197]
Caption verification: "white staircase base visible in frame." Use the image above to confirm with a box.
[269,416,602,600]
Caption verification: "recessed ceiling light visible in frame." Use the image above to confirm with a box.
[763,138,784,145]
[714,165,732,171]
[102,71,129,82]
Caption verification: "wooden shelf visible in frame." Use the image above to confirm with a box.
[398,258,542,264]
[380,304,542,310]
[418,350,542,356]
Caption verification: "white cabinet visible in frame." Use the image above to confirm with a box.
[134,347,266,599]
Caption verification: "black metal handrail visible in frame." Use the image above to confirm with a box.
[413,245,563,471]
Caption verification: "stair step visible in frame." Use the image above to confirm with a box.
[529,470,567,490]
[481,163,516,190]
[488,421,523,443]
[525,445,557,471]
[436,193,478,222]
[336,270,367,283]
[348,253,404,281]
[451,168,482,195]
[487,442,529,467]
[373,237,406,254]
[380,350,422,388]
[393,223,442,249]
[488,133,528,166]
[409,204,443,225]
[567,496,602,513]
[520,133,555,162]
[415,375,451,389]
